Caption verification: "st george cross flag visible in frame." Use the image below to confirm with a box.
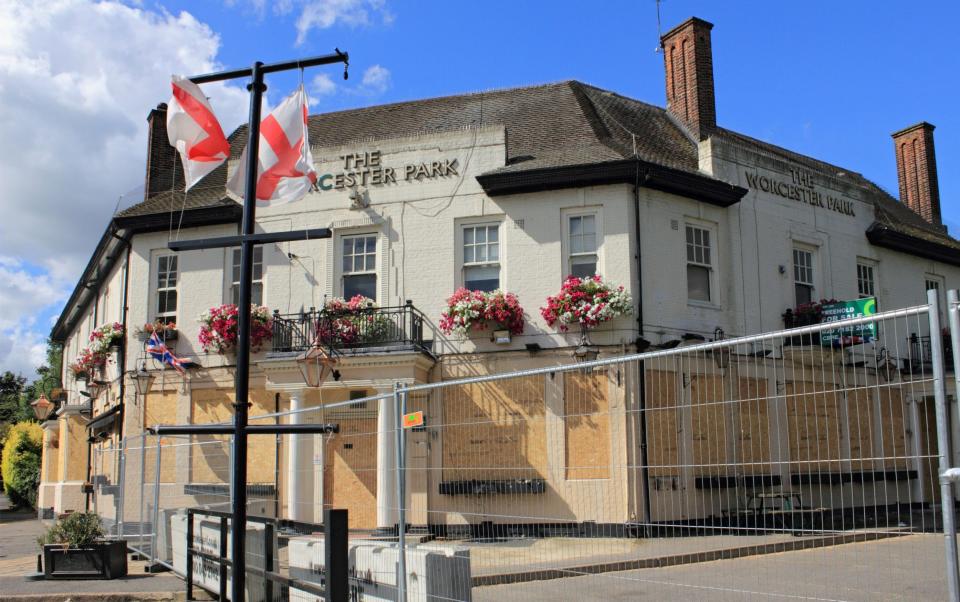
[227,85,317,206]
[146,332,187,374]
[167,75,231,190]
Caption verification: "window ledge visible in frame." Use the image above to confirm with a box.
[687,300,722,311]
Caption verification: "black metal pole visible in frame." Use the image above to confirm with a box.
[232,60,265,602]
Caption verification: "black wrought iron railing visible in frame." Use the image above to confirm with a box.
[271,301,430,354]
[907,333,954,368]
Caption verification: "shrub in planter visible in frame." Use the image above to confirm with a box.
[1,422,42,509]
[39,512,127,580]
[439,288,525,337]
[198,304,273,354]
[540,275,632,332]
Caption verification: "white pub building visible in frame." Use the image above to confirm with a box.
[39,17,960,536]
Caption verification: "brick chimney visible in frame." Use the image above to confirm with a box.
[892,122,941,226]
[143,103,181,199]
[661,17,717,141]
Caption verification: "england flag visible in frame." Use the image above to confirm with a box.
[167,75,231,190]
[227,85,317,206]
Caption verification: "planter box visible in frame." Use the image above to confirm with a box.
[43,540,128,580]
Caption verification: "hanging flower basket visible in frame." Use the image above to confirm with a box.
[439,288,525,337]
[540,275,632,332]
[89,322,124,354]
[69,347,107,381]
[198,304,273,354]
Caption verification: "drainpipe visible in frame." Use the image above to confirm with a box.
[633,162,653,534]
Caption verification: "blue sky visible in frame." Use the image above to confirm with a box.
[0,0,958,379]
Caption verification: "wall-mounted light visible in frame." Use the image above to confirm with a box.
[297,345,339,388]
[132,363,153,397]
[30,394,56,422]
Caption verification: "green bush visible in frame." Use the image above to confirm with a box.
[38,512,105,548]
[1,422,42,509]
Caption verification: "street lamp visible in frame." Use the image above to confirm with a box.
[131,363,153,397]
[296,345,339,388]
[30,393,56,422]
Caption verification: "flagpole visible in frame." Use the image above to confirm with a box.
[153,50,348,600]
[230,60,265,602]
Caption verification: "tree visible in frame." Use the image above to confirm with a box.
[1,422,42,508]
[0,372,27,425]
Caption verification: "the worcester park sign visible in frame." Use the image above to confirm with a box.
[316,150,460,191]
[744,168,856,217]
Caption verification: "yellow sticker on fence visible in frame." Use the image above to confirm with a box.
[403,411,424,429]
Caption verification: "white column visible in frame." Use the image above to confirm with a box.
[287,389,313,522]
[313,432,324,524]
[376,390,398,531]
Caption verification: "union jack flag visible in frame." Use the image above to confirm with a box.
[147,332,187,374]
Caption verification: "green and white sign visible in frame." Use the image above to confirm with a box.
[821,297,877,347]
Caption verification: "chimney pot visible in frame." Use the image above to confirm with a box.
[661,16,717,140]
[892,122,941,226]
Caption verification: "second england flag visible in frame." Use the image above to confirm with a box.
[227,85,317,206]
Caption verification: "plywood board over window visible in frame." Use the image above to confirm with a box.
[736,377,771,474]
[191,389,276,485]
[690,374,728,476]
[846,388,875,470]
[563,371,611,480]
[441,376,546,482]
[877,387,908,469]
[323,418,378,530]
[786,381,842,473]
[645,370,680,478]
[143,391,178,483]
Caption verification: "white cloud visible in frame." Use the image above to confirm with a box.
[0,257,71,377]
[0,0,249,377]
[294,0,391,45]
[309,72,337,105]
[360,64,391,94]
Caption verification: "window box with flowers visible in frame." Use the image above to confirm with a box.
[198,304,273,355]
[136,320,178,342]
[440,288,525,342]
[317,295,395,347]
[540,275,632,345]
[782,299,838,346]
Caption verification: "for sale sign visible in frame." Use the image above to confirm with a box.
[821,297,877,347]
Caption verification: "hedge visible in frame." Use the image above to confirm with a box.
[1,422,42,509]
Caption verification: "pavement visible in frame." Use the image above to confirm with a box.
[473,534,951,601]
[0,492,193,602]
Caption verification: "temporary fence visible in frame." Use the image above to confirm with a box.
[92,289,960,601]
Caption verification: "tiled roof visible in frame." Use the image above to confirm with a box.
[116,79,956,253]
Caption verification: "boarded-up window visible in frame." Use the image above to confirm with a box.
[324,418,378,530]
[877,387,908,469]
[737,377,770,474]
[144,392,178,483]
[645,370,680,477]
[191,389,276,484]
[564,371,611,480]
[786,381,842,472]
[846,387,875,470]
[441,376,545,481]
[690,375,727,476]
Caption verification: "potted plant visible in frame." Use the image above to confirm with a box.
[39,512,128,580]
[540,275,632,344]
[198,304,273,354]
[68,348,107,383]
[439,288,525,341]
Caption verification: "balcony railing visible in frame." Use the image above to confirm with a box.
[907,333,954,370]
[271,301,431,354]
